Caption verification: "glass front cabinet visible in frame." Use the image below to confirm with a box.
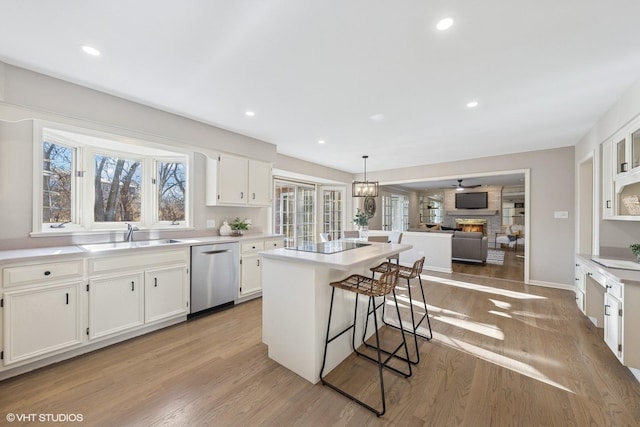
[602,116,640,220]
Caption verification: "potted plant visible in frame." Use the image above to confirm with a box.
[630,243,640,262]
[230,217,251,236]
[353,208,369,238]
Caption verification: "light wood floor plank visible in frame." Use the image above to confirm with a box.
[2,271,640,426]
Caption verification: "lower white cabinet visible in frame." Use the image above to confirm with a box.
[604,291,622,359]
[3,282,83,365]
[144,266,188,323]
[239,238,283,298]
[88,273,144,340]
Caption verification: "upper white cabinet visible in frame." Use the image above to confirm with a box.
[206,154,272,207]
[601,116,640,220]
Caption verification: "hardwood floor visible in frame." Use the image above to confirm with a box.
[452,246,525,282]
[2,272,640,426]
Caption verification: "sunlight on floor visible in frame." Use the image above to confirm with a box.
[431,313,505,340]
[489,309,512,319]
[433,331,574,393]
[422,274,547,300]
[489,298,512,309]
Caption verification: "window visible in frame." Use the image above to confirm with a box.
[322,188,344,241]
[419,193,443,224]
[34,123,191,234]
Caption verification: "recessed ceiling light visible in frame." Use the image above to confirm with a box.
[318,140,325,144]
[245,111,255,117]
[81,45,101,56]
[436,17,454,31]
[466,100,479,108]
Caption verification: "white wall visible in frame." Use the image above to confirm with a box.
[360,147,576,287]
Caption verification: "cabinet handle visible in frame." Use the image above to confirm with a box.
[606,200,611,208]
[605,305,610,316]
[240,191,244,199]
[154,277,158,287]
[65,293,69,305]
[132,281,135,291]
[44,270,51,276]
[257,259,260,267]
[621,162,628,172]
[252,192,256,200]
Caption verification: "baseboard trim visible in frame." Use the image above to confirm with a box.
[527,280,574,291]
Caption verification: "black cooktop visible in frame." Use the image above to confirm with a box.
[285,241,370,254]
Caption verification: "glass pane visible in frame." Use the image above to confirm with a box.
[296,186,315,246]
[617,138,627,173]
[94,154,141,222]
[42,142,73,223]
[632,129,640,169]
[275,183,296,247]
[323,190,343,241]
[157,161,186,222]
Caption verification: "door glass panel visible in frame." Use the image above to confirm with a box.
[323,189,343,241]
[274,181,316,247]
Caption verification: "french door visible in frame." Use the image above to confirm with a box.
[274,180,316,247]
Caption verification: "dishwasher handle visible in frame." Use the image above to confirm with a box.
[200,249,233,255]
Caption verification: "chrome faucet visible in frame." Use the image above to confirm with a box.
[125,223,139,242]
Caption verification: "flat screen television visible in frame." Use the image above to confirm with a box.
[455,192,488,209]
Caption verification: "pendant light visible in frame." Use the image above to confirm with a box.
[352,155,379,197]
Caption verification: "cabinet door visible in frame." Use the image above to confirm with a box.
[88,273,144,340]
[616,136,628,176]
[218,154,248,205]
[604,292,622,360]
[3,282,82,365]
[240,254,262,297]
[145,266,188,323]
[248,160,272,206]
[602,140,614,219]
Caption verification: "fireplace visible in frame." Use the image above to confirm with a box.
[455,218,487,235]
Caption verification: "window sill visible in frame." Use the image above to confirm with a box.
[30,226,195,238]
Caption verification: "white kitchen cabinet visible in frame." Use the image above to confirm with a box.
[240,241,264,297]
[574,261,586,314]
[144,266,188,323]
[206,154,272,207]
[247,159,272,206]
[604,291,622,360]
[88,273,144,340]
[3,282,83,365]
[238,238,284,299]
[602,139,614,219]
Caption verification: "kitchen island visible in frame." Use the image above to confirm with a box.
[260,240,412,383]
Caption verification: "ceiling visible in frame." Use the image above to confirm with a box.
[384,174,525,192]
[1,1,640,174]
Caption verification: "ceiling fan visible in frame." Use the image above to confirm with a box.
[452,179,481,190]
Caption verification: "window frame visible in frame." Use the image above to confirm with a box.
[32,121,193,236]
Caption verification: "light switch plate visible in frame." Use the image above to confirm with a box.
[206,219,216,228]
[554,211,569,219]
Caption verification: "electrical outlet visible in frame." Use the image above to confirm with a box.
[206,219,216,228]
[554,211,569,219]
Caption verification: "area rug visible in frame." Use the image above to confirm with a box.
[486,249,505,265]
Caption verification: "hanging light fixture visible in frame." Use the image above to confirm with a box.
[352,155,379,197]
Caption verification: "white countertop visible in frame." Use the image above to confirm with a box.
[259,241,412,271]
[0,233,283,264]
[577,254,640,284]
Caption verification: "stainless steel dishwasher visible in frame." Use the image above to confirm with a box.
[190,242,239,316]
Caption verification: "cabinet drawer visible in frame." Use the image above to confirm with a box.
[3,259,84,287]
[241,241,264,254]
[264,239,284,249]
[607,280,624,300]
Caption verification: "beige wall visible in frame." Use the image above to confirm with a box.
[360,147,575,287]
[575,79,640,254]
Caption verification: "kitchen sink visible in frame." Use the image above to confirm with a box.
[81,239,185,252]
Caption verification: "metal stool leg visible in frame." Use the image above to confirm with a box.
[413,275,433,341]
[321,284,411,417]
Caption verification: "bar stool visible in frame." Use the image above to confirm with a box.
[319,268,411,417]
[368,257,432,365]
